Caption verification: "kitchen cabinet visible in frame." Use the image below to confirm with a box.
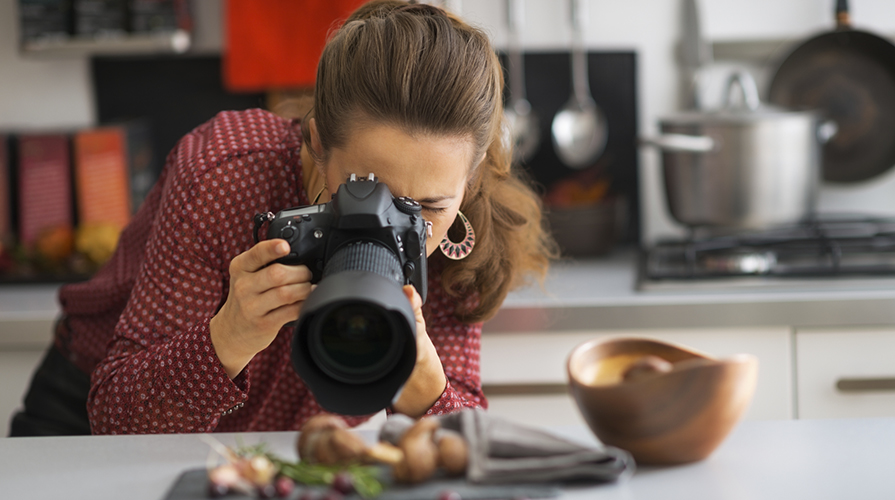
[481,327,794,428]
[796,327,895,419]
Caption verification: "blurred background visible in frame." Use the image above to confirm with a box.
[5,0,895,279]
[5,0,895,431]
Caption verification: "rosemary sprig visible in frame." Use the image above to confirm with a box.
[273,458,384,499]
[234,442,384,499]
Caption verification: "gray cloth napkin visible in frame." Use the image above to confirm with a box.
[380,408,635,485]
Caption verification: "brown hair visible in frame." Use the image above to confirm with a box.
[302,0,557,322]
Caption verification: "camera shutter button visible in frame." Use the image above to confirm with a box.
[280,226,295,240]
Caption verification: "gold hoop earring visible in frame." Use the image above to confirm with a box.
[440,211,475,260]
[312,182,327,204]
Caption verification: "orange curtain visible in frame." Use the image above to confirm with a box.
[224,0,366,92]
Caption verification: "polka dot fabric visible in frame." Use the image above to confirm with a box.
[56,109,486,435]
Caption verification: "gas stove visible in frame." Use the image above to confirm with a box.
[639,216,895,291]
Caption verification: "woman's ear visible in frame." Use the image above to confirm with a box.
[308,118,325,159]
[475,151,487,168]
[307,118,330,184]
[465,151,487,191]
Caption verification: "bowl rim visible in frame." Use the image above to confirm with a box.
[566,336,757,388]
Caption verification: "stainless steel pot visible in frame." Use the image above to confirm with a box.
[643,71,832,230]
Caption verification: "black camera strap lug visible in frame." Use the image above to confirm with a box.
[253,212,275,243]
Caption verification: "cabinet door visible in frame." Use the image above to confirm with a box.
[797,328,895,419]
[481,327,793,428]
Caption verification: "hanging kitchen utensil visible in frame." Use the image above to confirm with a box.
[503,0,540,164]
[768,0,895,183]
[679,0,713,110]
[551,0,608,169]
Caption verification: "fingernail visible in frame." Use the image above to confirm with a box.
[277,242,289,255]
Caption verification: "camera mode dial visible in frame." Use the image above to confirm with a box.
[393,196,422,215]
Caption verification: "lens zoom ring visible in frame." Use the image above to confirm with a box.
[323,241,403,284]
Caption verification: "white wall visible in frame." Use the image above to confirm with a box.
[0,0,94,129]
[3,0,895,242]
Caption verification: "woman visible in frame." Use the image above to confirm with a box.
[10,0,555,436]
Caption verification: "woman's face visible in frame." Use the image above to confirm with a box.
[315,121,477,257]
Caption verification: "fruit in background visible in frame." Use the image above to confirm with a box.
[0,239,13,272]
[34,225,75,265]
[544,177,610,208]
[543,163,611,209]
[76,223,122,266]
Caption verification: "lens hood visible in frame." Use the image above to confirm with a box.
[292,270,418,415]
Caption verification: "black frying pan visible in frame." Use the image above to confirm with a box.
[768,0,895,183]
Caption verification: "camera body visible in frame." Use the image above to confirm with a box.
[254,174,429,415]
[259,174,428,303]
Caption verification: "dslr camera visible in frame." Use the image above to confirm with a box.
[253,173,429,415]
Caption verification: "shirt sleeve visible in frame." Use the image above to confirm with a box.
[423,317,488,416]
[88,318,250,434]
[87,118,261,434]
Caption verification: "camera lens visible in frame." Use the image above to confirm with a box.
[287,179,427,416]
[309,302,402,383]
[294,270,417,414]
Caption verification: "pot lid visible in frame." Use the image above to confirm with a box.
[662,71,819,125]
[662,105,818,125]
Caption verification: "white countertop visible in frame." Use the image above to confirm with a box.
[487,248,895,331]
[1,418,893,500]
[0,283,63,320]
[0,283,62,348]
[507,249,895,307]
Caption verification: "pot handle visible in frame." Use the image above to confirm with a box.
[836,0,851,30]
[722,71,761,111]
[640,134,716,153]
[818,119,838,144]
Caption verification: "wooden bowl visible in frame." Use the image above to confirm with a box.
[567,337,758,465]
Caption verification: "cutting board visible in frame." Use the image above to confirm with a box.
[164,468,561,500]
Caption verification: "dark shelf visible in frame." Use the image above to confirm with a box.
[21,30,191,58]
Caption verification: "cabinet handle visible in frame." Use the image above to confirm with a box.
[482,383,569,396]
[836,377,895,392]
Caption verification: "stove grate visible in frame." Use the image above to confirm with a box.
[645,216,895,280]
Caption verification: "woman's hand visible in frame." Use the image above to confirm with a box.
[391,285,447,417]
[210,239,314,379]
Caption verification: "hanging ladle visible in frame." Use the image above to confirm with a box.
[551,0,607,169]
[503,0,540,164]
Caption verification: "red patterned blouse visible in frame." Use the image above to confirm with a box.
[56,109,487,434]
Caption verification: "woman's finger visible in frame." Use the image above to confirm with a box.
[264,301,306,331]
[258,263,314,290]
[232,239,290,274]
[402,285,426,327]
[257,281,315,311]
[403,284,422,312]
